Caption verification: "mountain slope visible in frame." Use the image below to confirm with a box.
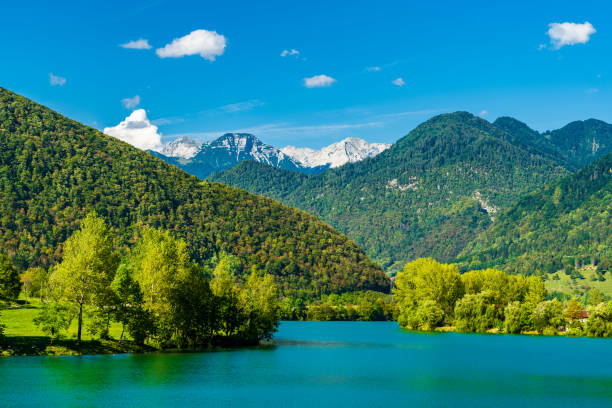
[459,152,612,275]
[545,119,612,168]
[0,87,388,297]
[493,117,612,170]
[211,112,569,269]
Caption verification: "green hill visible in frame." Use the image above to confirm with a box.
[493,116,612,169]
[459,152,612,276]
[0,87,388,297]
[211,112,569,270]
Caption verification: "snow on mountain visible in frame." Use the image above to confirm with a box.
[160,137,203,159]
[209,133,301,167]
[154,134,389,179]
[281,137,391,168]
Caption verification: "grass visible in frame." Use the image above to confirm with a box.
[545,267,612,299]
[1,297,124,339]
[1,296,151,357]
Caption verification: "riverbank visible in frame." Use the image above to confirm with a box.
[1,336,156,357]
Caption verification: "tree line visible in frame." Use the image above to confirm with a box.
[394,258,612,337]
[0,213,280,348]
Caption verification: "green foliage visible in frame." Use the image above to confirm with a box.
[394,258,464,329]
[49,213,118,340]
[0,87,387,298]
[393,259,575,335]
[304,291,397,321]
[33,302,74,341]
[211,112,569,270]
[0,311,4,340]
[0,253,20,301]
[460,153,612,283]
[110,264,151,344]
[532,299,565,334]
[504,301,526,334]
[585,302,612,337]
[238,271,280,341]
[587,288,606,306]
[454,291,499,333]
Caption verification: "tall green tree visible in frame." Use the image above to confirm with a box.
[49,213,118,341]
[239,271,280,342]
[0,253,20,302]
[129,227,193,344]
[394,258,464,329]
[111,263,152,343]
[211,255,243,336]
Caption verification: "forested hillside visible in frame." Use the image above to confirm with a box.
[459,153,612,276]
[211,112,569,269]
[0,87,388,297]
[493,116,612,170]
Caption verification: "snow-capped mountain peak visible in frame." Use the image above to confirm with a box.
[160,137,203,159]
[210,133,298,166]
[281,137,391,168]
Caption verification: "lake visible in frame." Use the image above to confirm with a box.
[1,321,611,407]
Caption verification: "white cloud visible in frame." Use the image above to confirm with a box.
[49,73,66,86]
[281,49,300,57]
[103,109,163,151]
[547,22,596,49]
[120,39,152,50]
[392,77,405,87]
[219,100,264,113]
[156,29,226,60]
[479,110,488,117]
[366,66,381,72]
[121,95,141,109]
[303,74,336,88]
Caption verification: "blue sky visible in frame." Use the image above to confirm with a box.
[1,0,609,149]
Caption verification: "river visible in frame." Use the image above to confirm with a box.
[1,321,611,407]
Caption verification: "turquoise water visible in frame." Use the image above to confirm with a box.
[1,321,611,407]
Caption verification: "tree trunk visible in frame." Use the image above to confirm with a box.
[77,302,83,341]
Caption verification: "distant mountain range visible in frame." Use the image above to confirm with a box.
[210,112,612,272]
[280,138,391,168]
[151,134,390,178]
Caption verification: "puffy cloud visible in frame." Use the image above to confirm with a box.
[392,77,405,87]
[121,95,141,109]
[49,73,66,86]
[303,74,336,88]
[547,22,596,49]
[103,109,163,151]
[120,39,152,49]
[156,29,226,61]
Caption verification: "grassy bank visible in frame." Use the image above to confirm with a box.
[1,299,153,357]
